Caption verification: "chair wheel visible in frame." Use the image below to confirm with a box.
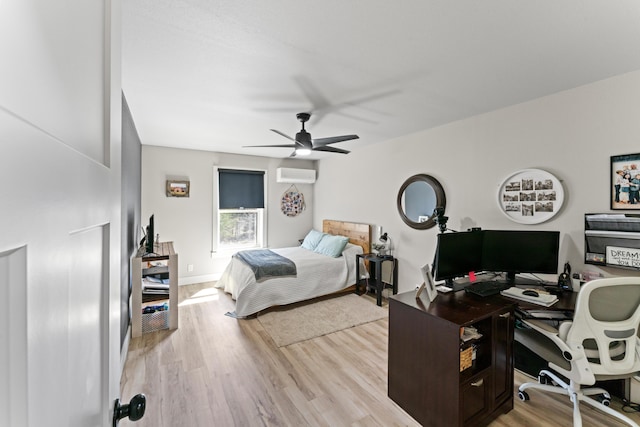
[595,395,611,406]
[518,391,530,401]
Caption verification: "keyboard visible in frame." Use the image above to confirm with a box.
[464,281,512,297]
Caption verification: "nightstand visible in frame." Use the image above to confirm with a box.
[355,253,398,306]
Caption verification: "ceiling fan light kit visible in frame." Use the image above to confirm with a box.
[243,112,358,157]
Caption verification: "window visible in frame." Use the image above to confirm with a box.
[216,168,266,251]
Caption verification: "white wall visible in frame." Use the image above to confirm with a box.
[141,146,316,283]
[314,71,640,293]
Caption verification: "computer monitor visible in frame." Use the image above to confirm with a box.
[432,229,560,285]
[433,231,484,282]
[482,230,560,283]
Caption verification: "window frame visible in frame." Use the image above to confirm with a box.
[213,166,268,254]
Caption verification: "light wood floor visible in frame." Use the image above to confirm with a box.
[121,283,640,426]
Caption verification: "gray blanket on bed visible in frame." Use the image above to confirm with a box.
[234,249,297,280]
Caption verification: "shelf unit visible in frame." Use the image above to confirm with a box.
[388,291,515,427]
[131,242,178,337]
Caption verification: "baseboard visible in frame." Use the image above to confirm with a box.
[179,273,219,286]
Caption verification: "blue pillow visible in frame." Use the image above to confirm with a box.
[314,234,349,257]
[301,229,326,250]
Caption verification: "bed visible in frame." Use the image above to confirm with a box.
[216,220,371,317]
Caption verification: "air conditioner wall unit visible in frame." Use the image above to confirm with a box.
[276,167,317,184]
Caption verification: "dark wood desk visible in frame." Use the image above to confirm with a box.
[389,291,515,427]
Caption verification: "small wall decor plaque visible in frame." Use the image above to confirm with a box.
[166,180,190,197]
[281,184,305,217]
[497,169,563,224]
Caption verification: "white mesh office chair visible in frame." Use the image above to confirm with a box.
[517,277,640,427]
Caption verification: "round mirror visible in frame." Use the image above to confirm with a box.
[397,174,446,230]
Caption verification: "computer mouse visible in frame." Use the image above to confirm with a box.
[522,290,539,297]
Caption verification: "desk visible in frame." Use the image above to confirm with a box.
[388,287,579,426]
[389,291,515,427]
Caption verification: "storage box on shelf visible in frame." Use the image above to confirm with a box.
[132,242,178,337]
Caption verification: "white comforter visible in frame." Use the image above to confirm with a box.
[216,244,363,317]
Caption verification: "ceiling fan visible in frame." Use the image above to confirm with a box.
[245,112,359,157]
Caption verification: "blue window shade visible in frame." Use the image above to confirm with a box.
[219,169,265,209]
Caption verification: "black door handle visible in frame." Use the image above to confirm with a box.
[113,394,146,426]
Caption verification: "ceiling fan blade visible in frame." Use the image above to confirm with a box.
[313,146,350,154]
[293,75,331,112]
[243,144,297,148]
[270,129,296,141]
[313,134,359,146]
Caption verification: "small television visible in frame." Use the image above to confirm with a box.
[433,231,484,282]
[144,214,154,254]
[482,230,560,283]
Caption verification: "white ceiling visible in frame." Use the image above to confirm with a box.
[122,1,640,159]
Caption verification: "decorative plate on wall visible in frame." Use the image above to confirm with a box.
[497,169,564,224]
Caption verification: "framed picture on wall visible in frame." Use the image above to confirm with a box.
[166,180,190,197]
[611,153,640,210]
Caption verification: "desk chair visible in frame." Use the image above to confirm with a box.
[517,277,640,427]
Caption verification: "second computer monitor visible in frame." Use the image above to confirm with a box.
[433,229,560,283]
[482,230,560,280]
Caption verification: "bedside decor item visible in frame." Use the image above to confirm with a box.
[611,153,640,210]
[280,184,306,217]
[166,180,190,197]
[397,174,446,230]
[378,232,392,256]
[497,168,564,224]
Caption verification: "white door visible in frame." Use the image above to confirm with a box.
[0,1,123,426]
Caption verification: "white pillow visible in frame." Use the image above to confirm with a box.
[314,234,349,257]
[301,229,326,250]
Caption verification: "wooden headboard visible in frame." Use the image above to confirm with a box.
[323,220,371,255]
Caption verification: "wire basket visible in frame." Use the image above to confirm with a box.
[142,309,169,334]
